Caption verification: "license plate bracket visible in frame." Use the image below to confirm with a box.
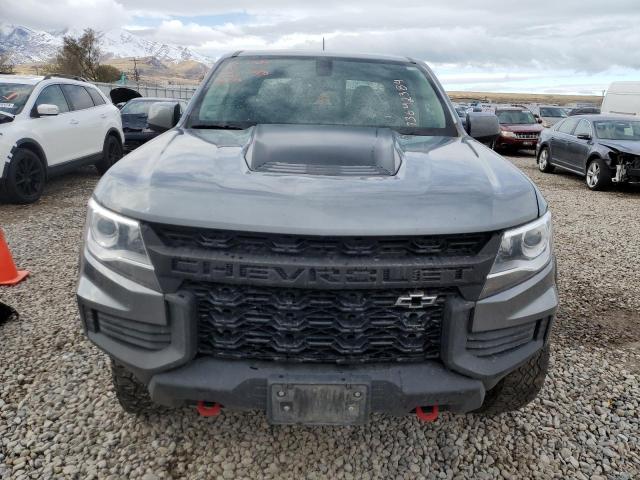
[268,383,369,425]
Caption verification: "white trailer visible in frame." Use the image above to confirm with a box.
[601,82,640,116]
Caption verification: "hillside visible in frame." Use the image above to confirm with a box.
[13,57,209,84]
[449,91,602,106]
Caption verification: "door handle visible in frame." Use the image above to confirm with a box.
[100,114,107,119]
[70,119,79,125]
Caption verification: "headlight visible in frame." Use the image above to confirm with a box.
[85,198,159,289]
[481,211,553,298]
[500,130,517,138]
[542,121,551,128]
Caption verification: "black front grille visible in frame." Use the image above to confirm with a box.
[152,226,491,259]
[188,282,449,364]
[515,133,539,140]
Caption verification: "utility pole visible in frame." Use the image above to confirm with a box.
[132,58,140,87]
[322,37,325,51]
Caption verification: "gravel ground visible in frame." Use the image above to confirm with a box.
[1,155,639,480]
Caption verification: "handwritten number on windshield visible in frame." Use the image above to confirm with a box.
[394,80,417,127]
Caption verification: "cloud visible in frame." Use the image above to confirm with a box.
[3,0,130,32]
[2,0,640,93]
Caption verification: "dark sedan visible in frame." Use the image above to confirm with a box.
[536,115,640,190]
[121,97,187,151]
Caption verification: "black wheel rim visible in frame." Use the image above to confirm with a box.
[15,156,43,197]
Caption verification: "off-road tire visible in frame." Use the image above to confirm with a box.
[475,346,550,415]
[95,135,123,175]
[111,360,156,415]
[3,148,46,204]
[585,157,612,191]
[537,147,555,173]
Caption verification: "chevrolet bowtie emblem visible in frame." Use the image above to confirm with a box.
[395,292,438,309]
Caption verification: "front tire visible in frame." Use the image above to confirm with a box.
[585,158,612,191]
[111,360,156,415]
[475,346,550,415]
[537,147,554,173]
[3,148,46,204]
[95,135,123,175]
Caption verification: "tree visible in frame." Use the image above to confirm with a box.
[95,64,121,83]
[0,52,15,74]
[49,29,103,81]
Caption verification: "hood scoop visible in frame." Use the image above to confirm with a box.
[245,124,402,176]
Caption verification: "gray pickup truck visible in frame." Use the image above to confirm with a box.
[77,51,558,425]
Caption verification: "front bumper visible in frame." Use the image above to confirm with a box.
[77,247,558,415]
[496,135,539,149]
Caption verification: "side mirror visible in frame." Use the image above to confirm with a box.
[36,104,59,116]
[466,112,500,143]
[537,118,543,123]
[147,102,181,132]
[576,133,592,140]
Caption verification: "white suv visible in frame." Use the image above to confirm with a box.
[0,74,124,203]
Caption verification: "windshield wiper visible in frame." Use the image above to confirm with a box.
[0,111,15,120]
[189,123,252,130]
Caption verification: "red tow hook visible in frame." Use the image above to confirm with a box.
[197,401,222,417]
[415,405,439,422]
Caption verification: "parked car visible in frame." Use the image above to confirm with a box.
[0,74,124,203]
[536,115,640,190]
[120,97,187,151]
[492,107,543,152]
[530,105,567,128]
[77,51,557,426]
[568,107,600,116]
[454,106,467,128]
[601,81,640,116]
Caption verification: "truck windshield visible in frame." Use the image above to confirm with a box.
[0,83,34,115]
[187,56,455,135]
[539,107,566,118]
[594,120,640,140]
[496,110,536,125]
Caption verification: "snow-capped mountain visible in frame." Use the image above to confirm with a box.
[0,24,59,64]
[0,24,212,65]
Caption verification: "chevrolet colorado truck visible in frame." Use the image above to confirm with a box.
[77,52,558,425]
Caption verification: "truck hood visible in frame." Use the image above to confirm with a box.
[94,126,540,235]
[541,116,563,126]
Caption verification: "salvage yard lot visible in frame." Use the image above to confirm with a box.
[1,154,639,479]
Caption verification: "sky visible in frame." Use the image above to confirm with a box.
[3,0,640,94]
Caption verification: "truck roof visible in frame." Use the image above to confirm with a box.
[234,50,414,63]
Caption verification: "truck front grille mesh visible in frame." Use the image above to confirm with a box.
[187,282,450,364]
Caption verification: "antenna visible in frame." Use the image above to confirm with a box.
[322,37,325,51]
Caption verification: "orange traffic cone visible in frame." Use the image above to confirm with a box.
[0,229,29,286]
